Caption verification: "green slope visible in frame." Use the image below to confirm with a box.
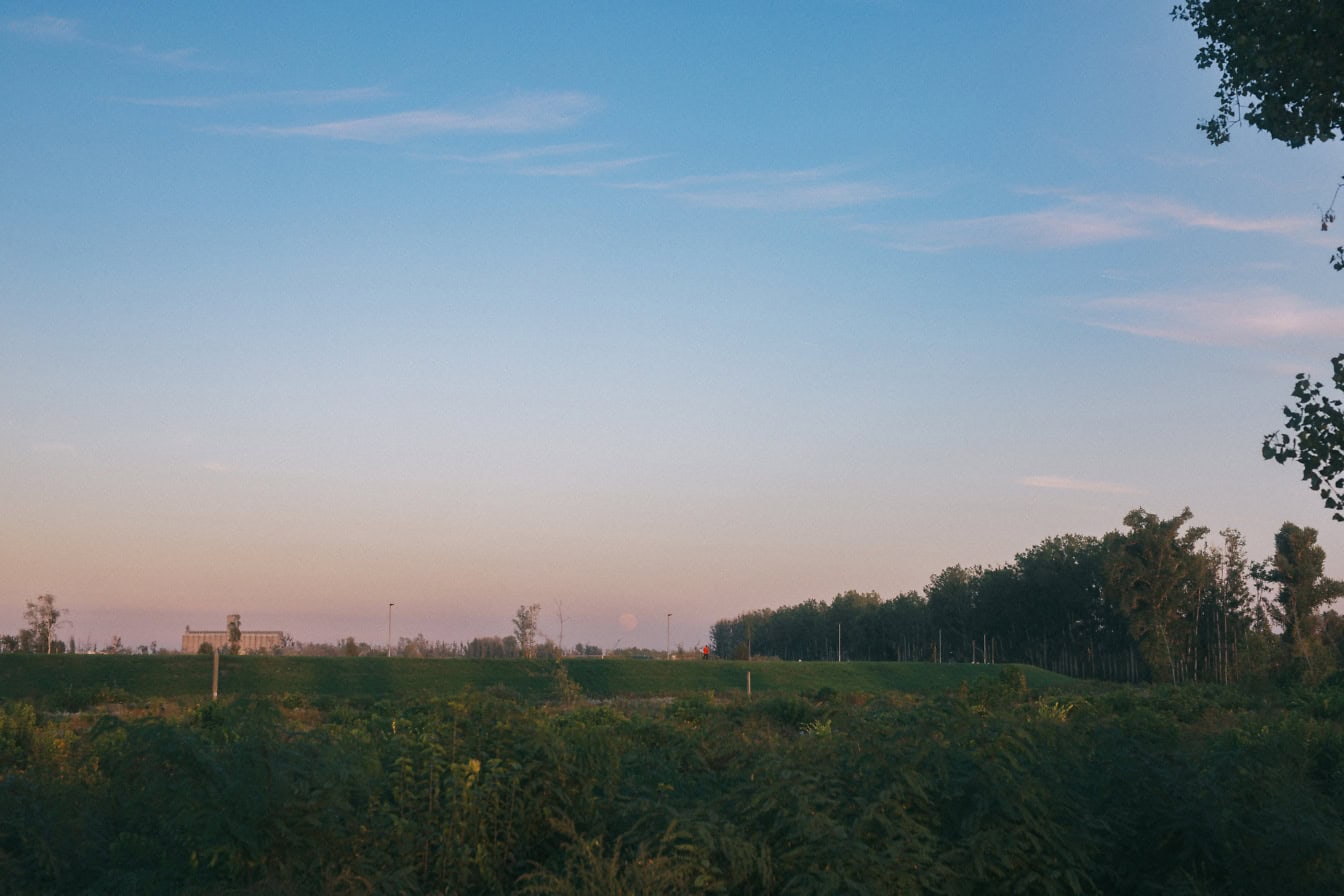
[0,654,1074,705]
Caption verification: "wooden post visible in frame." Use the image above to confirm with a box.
[747,670,752,698]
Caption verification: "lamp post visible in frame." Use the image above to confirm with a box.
[666,613,672,660]
[387,603,394,658]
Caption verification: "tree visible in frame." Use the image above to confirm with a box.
[1174,2,1344,267]
[925,566,980,662]
[1177,5,1344,496]
[1264,357,1344,520]
[1205,528,1259,682]
[999,534,1121,675]
[871,591,930,662]
[828,591,882,661]
[226,615,242,655]
[1263,522,1344,661]
[1174,1,1344,148]
[513,604,541,658]
[23,594,62,654]
[1103,508,1212,683]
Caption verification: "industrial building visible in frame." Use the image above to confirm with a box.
[181,615,285,654]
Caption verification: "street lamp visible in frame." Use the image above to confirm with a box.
[666,613,672,660]
[387,603,394,658]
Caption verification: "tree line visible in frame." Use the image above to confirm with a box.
[0,597,626,659]
[0,595,70,654]
[711,508,1344,684]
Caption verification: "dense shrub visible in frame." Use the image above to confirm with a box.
[0,682,1341,893]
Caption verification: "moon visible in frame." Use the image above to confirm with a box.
[618,613,638,631]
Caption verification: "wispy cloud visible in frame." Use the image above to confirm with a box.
[522,155,664,177]
[878,189,1303,252]
[199,461,232,474]
[1143,152,1221,169]
[215,91,600,142]
[878,207,1144,251]
[1081,286,1344,346]
[429,142,661,177]
[677,181,905,211]
[126,46,208,68]
[121,87,394,109]
[1019,475,1138,495]
[622,166,907,211]
[4,15,212,69]
[4,15,80,41]
[626,165,852,189]
[1108,194,1299,234]
[440,142,613,164]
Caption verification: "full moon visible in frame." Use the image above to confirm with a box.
[618,613,638,631]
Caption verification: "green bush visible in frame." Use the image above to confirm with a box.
[0,702,37,768]
[0,683,1340,893]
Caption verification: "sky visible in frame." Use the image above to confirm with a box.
[3,2,1344,653]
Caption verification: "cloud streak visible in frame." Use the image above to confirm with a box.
[440,142,614,164]
[216,91,600,142]
[121,87,395,108]
[1019,475,1138,495]
[1081,287,1344,347]
[521,155,665,177]
[622,166,907,211]
[4,15,80,41]
[4,15,211,69]
[879,190,1302,252]
[430,142,661,177]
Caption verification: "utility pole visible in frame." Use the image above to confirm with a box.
[837,623,842,663]
[387,603,394,658]
[666,613,672,660]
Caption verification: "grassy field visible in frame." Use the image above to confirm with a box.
[0,653,1075,705]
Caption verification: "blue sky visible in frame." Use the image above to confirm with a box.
[3,2,1343,651]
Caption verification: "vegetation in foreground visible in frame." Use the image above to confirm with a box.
[2,669,1343,894]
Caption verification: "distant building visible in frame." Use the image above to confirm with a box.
[182,614,285,654]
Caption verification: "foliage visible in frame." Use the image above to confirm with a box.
[1264,356,1344,520]
[1103,508,1212,683]
[1176,4,1344,479]
[1265,522,1344,646]
[708,507,1318,686]
[1173,0,1344,148]
[226,615,242,654]
[925,567,980,661]
[4,682,1342,893]
[514,604,542,659]
[21,595,62,655]
[1258,522,1344,684]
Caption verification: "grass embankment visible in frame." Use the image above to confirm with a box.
[0,654,1074,705]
